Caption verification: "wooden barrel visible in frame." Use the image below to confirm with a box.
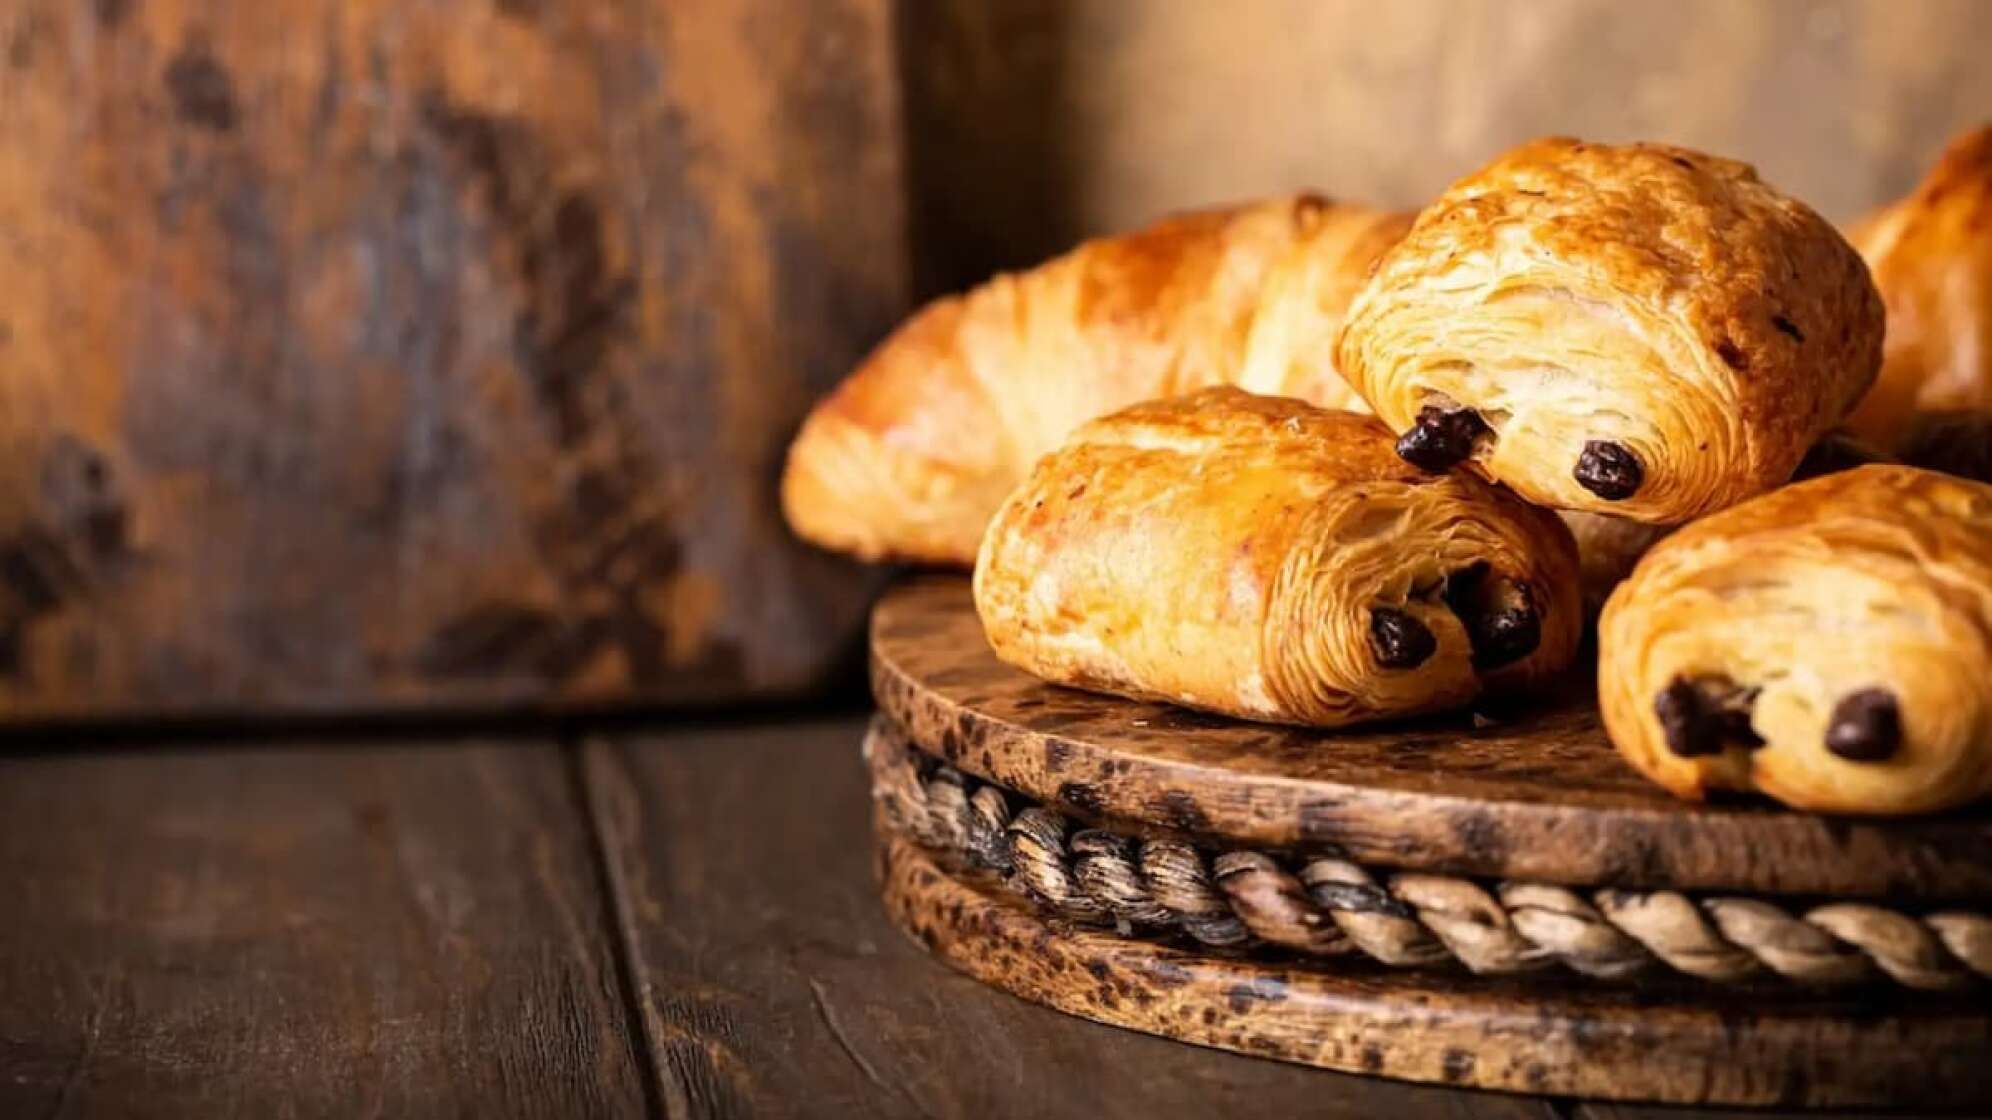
[0,0,906,719]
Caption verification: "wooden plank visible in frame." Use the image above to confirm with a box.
[586,715,1560,1119]
[1577,1100,1904,1108]
[0,0,904,721]
[0,736,648,1118]
[904,0,1992,289]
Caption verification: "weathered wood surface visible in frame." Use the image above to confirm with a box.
[583,716,1566,1119]
[872,577,1992,900]
[0,0,905,721]
[904,0,1992,289]
[0,712,1964,1117]
[0,734,648,1117]
[879,832,1992,1108]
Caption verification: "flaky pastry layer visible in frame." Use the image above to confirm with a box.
[1844,124,1992,450]
[1598,465,1992,815]
[781,197,1412,564]
[1337,137,1881,524]
[973,388,1580,727]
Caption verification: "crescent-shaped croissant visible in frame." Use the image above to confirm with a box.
[1337,138,1883,525]
[973,388,1581,727]
[781,197,1412,564]
[1843,124,1992,452]
[1598,465,1992,815]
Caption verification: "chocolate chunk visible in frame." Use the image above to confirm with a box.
[1473,601,1540,669]
[1825,688,1900,761]
[1369,608,1437,669]
[1573,440,1643,500]
[1396,405,1490,473]
[1442,563,1541,670]
[1653,675,1762,758]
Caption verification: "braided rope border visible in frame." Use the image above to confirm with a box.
[865,717,1992,990]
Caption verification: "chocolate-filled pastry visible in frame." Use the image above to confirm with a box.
[1598,465,1992,815]
[973,388,1581,727]
[1337,138,1883,524]
[1843,125,1992,449]
[781,196,1412,564]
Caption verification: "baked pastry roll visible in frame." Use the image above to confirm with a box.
[973,388,1581,727]
[782,197,1412,564]
[1337,138,1883,525]
[1843,125,1992,449]
[1598,465,1992,815]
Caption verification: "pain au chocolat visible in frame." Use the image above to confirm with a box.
[973,388,1580,727]
[1337,138,1883,525]
[1599,465,1992,815]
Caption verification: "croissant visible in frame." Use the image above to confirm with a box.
[781,197,1413,564]
[1843,125,1992,450]
[1598,465,1992,815]
[1337,138,1883,525]
[973,388,1581,727]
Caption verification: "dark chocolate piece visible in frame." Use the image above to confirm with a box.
[1825,688,1901,761]
[1573,440,1643,500]
[1368,608,1437,669]
[1442,563,1541,670]
[1653,675,1763,758]
[1395,405,1490,473]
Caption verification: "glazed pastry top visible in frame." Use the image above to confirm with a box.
[1339,137,1882,523]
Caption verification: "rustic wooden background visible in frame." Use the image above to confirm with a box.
[0,0,905,719]
[904,0,1992,289]
[2,0,1989,720]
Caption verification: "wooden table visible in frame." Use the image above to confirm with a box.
[0,713,1942,1118]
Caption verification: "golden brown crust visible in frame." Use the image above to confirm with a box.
[1598,465,1992,815]
[972,388,1581,727]
[1843,125,1992,449]
[1338,137,1882,524]
[780,197,1413,564]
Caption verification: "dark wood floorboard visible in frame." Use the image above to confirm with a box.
[0,736,647,1118]
[1577,1100,1936,1108]
[588,715,1561,1120]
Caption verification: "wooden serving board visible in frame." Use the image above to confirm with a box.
[872,577,1992,900]
[868,576,1992,1106]
[877,834,1991,1108]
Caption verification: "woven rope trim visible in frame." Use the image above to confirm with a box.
[865,718,1992,990]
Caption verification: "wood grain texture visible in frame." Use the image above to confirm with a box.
[583,715,1560,1120]
[0,735,646,1117]
[0,0,905,720]
[904,0,1992,288]
[873,577,1992,900]
[880,832,1992,1108]
[1577,1100,1904,1108]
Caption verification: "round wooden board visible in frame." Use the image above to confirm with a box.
[878,830,1992,1107]
[872,577,1992,901]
